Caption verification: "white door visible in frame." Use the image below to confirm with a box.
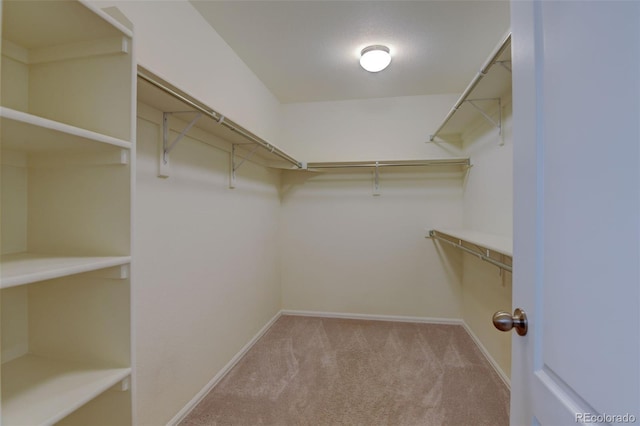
[510,1,640,425]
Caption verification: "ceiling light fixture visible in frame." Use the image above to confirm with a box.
[359,45,391,73]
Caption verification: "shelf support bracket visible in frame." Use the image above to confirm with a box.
[84,264,129,280]
[229,142,260,189]
[372,161,381,196]
[495,60,512,73]
[109,376,131,392]
[159,111,202,178]
[466,98,504,146]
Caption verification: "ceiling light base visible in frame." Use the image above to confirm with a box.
[360,45,391,73]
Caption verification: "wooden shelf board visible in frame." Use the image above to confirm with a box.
[1,354,130,426]
[1,108,132,154]
[434,229,512,257]
[1,253,131,289]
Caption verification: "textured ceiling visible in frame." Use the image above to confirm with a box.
[190,1,510,104]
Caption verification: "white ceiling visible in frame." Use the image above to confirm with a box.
[190,1,510,104]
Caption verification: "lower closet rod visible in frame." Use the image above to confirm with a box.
[430,233,512,272]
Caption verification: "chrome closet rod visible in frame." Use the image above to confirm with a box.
[429,32,512,142]
[430,232,512,272]
[307,160,470,169]
[138,68,303,169]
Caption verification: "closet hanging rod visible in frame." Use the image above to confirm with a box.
[429,231,512,272]
[429,32,511,142]
[137,67,303,169]
[306,159,471,169]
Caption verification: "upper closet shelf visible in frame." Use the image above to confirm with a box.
[429,32,511,144]
[429,229,512,272]
[137,67,304,180]
[1,108,132,154]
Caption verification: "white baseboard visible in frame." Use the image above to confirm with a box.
[167,310,283,426]
[461,321,511,390]
[281,309,464,325]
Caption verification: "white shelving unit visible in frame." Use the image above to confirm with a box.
[1,1,135,424]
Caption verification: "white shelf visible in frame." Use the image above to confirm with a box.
[430,33,511,142]
[1,354,130,426]
[433,229,512,257]
[1,107,132,154]
[1,253,131,289]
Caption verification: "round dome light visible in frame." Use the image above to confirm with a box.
[359,45,391,73]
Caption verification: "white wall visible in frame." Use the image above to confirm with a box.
[92,0,282,144]
[281,168,464,318]
[279,94,465,319]
[462,98,513,236]
[279,94,461,161]
[461,99,513,379]
[134,103,282,426]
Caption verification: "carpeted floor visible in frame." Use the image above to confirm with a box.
[180,315,509,426]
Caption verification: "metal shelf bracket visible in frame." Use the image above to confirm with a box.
[495,60,512,73]
[373,161,381,196]
[465,97,504,146]
[229,143,261,189]
[159,111,202,178]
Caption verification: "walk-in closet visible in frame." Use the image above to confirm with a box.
[2,1,639,425]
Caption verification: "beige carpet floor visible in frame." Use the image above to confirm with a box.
[180,315,509,426]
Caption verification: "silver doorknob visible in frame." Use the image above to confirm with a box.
[492,308,528,336]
